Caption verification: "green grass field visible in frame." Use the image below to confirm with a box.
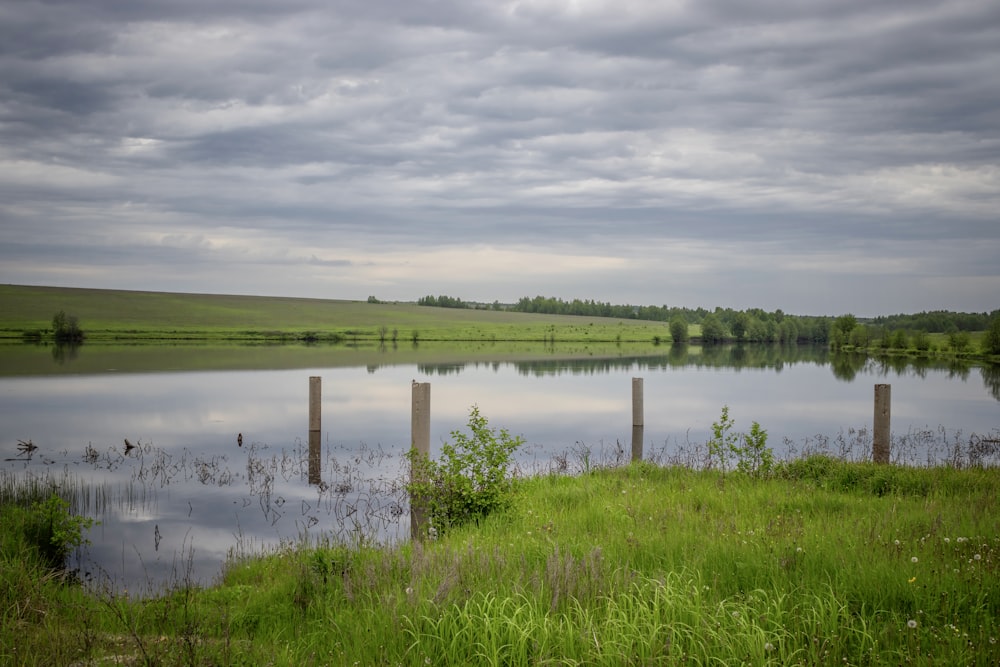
[0,284,677,343]
[3,459,999,665]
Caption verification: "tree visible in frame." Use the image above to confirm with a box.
[948,330,971,354]
[983,316,1000,356]
[51,311,84,343]
[890,330,908,350]
[834,314,857,340]
[849,324,870,348]
[778,319,798,343]
[731,312,750,341]
[669,317,689,343]
[700,314,726,343]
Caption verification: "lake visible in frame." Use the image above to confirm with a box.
[1,341,997,595]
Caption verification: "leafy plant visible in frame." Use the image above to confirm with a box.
[707,405,738,473]
[408,406,524,534]
[51,310,84,343]
[22,493,95,570]
[735,420,773,477]
[707,406,773,478]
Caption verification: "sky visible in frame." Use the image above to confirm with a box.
[1,0,998,317]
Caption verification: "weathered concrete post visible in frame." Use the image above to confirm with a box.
[308,376,321,484]
[873,383,891,464]
[631,377,644,462]
[410,381,431,540]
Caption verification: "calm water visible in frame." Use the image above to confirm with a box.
[1,343,997,594]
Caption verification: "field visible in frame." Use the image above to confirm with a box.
[3,459,999,665]
[0,284,677,343]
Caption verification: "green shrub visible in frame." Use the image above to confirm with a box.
[707,406,774,477]
[777,454,838,482]
[408,406,524,534]
[51,310,84,343]
[984,315,1000,355]
[7,494,94,571]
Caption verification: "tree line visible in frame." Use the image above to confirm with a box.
[417,294,1000,352]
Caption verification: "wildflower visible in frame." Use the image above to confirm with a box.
[405,587,414,596]
[764,642,775,652]
[894,539,901,546]
[908,577,916,584]
[911,556,918,563]
[944,537,951,544]
[974,554,982,561]
[907,620,918,629]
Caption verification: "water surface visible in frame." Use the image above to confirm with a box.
[2,342,996,594]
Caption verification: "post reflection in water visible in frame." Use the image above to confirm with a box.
[0,342,997,595]
[308,376,322,485]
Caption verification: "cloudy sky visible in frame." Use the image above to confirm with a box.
[1,0,998,316]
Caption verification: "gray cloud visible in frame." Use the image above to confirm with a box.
[1,0,997,315]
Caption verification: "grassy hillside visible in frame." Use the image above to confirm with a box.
[0,284,675,343]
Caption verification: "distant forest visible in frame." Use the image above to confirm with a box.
[417,294,999,346]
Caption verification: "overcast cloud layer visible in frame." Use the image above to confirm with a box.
[2,0,998,316]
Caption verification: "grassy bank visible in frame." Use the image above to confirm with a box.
[3,459,999,665]
[0,284,677,343]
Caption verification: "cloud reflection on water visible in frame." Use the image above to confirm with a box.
[1,347,996,594]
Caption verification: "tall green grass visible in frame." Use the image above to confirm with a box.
[3,458,998,665]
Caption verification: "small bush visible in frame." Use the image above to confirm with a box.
[408,406,524,534]
[707,406,774,477]
[51,310,84,343]
[10,494,94,571]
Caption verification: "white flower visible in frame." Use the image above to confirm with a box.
[944,537,951,543]
[764,642,775,652]
[974,554,982,561]
[907,619,918,629]
[894,539,901,546]
[911,556,918,563]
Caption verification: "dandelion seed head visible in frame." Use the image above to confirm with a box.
[908,619,918,629]
[974,554,982,561]
[764,642,775,652]
[894,539,901,546]
[911,556,918,563]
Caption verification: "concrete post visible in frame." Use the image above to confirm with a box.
[309,376,321,484]
[410,381,431,540]
[873,384,891,464]
[631,377,644,462]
